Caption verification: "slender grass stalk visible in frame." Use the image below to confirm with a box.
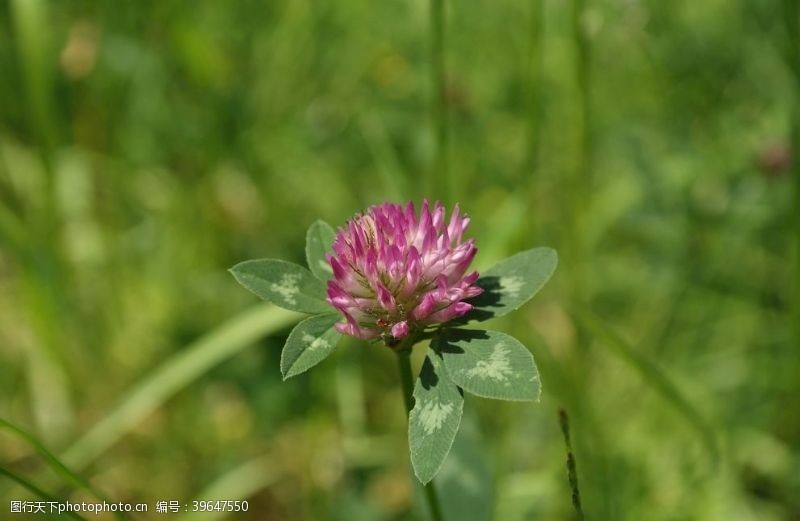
[569,0,592,298]
[11,0,78,441]
[397,348,444,521]
[565,0,602,513]
[10,0,59,256]
[0,465,88,521]
[783,0,800,396]
[571,304,720,469]
[10,0,57,171]
[429,0,451,202]
[358,115,410,201]
[0,418,126,521]
[572,0,591,188]
[530,327,615,520]
[62,304,300,470]
[526,0,545,222]
[558,409,584,520]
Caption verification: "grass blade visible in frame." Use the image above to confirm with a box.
[0,417,125,520]
[782,0,800,409]
[62,304,300,470]
[178,456,278,521]
[571,305,720,469]
[10,0,58,167]
[0,464,88,521]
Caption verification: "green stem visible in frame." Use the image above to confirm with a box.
[572,0,591,186]
[0,418,127,521]
[396,348,444,521]
[397,349,416,414]
[429,0,450,201]
[782,0,800,437]
[0,465,89,521]
[527,0,544,237]
[569,0,591,300]
[558,409,585,521]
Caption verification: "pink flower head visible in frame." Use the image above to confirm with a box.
[326,200,483,344]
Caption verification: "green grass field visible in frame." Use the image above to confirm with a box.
[1,0,798,519]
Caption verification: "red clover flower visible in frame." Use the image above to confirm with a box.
[326,200,482,343]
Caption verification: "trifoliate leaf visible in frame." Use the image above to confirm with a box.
[439,329,540,401]
[281,313,342,379]
[468,247,557,320]
[230,259,331,314]
[409,349,464,484]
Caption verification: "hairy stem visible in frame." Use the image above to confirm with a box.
[396,348,444,521]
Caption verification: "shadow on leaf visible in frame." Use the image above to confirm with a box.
[435,329,489,355]
[419,356,439,390]
[449,276,502,325]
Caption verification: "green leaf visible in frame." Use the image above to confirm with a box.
[467,247,557,321]
[439,329,541,402]
[281,313,342,379]
[230,259,331,314]
[305,220,336,281]
[409,349,464,484]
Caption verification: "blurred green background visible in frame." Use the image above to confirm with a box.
[1,0,798,519]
